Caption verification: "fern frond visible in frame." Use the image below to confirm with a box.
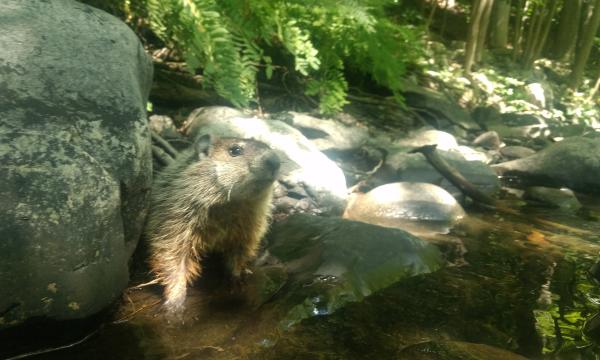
[145,0,423,113]
[306,58,348,114]
[147,0,254,107]
[279,19,320,76]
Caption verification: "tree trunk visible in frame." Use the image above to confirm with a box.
[475,0,494,62]
[576,1,595,60]
[522,2,542,66]
[489,0,511,48]
[532,0,559,60]
[440,0,451,38]
[522,0,559,68]
[425,0,438,34]
[465,0,494,72]
[551,0,583,60]
[512,0,526,60]
[570,0,600,89]
[465,0,484,73]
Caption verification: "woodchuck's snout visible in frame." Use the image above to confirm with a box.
[206,136,281,200]
[145,134,280,314]
[262,152,281,178]
[244,143,280,181]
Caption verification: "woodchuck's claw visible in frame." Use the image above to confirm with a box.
[164,304,186,324]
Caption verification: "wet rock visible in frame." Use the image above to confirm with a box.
[270,112,374,188]
[386,149,500,199]
[328,144,388,188]
[493,137,600,193]
[272,112,369,152]
[265,214,443,328]
[455,145,493,163]
[399,340,529,360]
[181,106,244,137]
[502,113,544,127]
[523,187,581,211]
[244,265,289,309]
[394,129,490,163]
[500,146,536,159]
[344,182,466,236]
[252,215,551,359]
[473,131,502,150]
[184,110,348,215]
[472,73,496,95]
[525,83,546,109]
[472,105,501,129]
[396,129,459,151]
[0,1,153,328]
[486,113,548,141]
[403,85,479,131]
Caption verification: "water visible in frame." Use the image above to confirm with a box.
[3,195,600,360]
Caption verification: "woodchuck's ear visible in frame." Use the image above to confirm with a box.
[195,134,212,160]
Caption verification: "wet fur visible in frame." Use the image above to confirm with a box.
[145,137,276,312]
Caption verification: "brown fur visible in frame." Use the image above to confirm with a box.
[145,135,279,312]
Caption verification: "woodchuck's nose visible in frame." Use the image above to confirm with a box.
[264,152,281,176]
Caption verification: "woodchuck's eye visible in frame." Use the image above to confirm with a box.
[228,144,244,157]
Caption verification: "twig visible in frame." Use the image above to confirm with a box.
[3,296,162,359]
[112,300,161,325]
[192,345,224,352]
[152,145,174,166]
[128,278,160,289]
[151,131,179,158]
[3,328,100,360]
[411,144,496,205]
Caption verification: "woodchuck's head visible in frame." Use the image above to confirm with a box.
[194,134,280,201]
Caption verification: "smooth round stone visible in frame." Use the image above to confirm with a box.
[344,182,466,235]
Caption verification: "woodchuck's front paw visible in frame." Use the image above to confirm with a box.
[163,295,188,324]
[163,282,187,316]
[228,268,253,294]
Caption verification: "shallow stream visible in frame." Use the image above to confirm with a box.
[4,193,600,360]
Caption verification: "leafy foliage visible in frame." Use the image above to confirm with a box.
[534,256,600,356]
[144,0,423,113]
[147,0,257,107]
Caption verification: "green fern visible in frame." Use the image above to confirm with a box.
[147,0,256,107]
[306,61,349,114]
[279,19,321,76]
[145,0,423,113]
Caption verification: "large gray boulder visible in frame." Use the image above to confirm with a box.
[493,137,600,193]
[482,112,549,141]
[264,214,443,328]
[271,111,370,153]
[0,0,153,328]
[402,85,479,131]
[523,186,581,212]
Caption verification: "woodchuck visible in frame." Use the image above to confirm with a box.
[145,134,280,312]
